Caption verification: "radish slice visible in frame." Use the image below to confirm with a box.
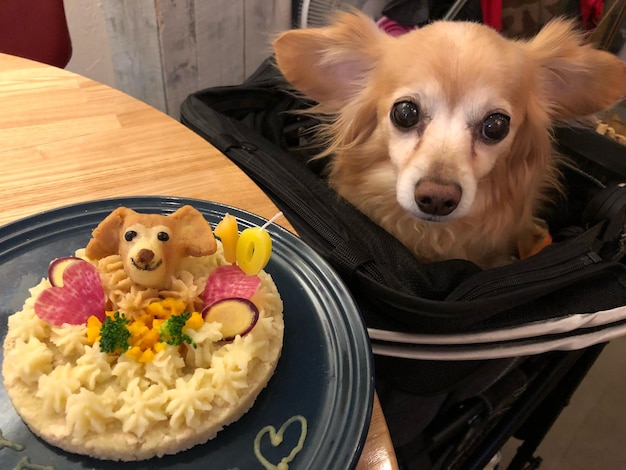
[202,298,259,341]
[48,256,82,287]
[35,259,106,325]
[203,265,261,306]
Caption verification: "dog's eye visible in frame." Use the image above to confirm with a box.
[124,230,137,242]
[481,113,510,143]
[157,231,170,242]
[390,101,420,129]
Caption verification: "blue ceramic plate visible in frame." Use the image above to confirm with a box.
[0,197,373,470]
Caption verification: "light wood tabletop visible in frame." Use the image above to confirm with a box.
[0,52,398,470]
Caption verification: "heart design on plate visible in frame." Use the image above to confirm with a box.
[253,415,308,470]
[34,260,106,325]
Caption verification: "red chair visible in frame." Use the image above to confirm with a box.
[0,0,72,68]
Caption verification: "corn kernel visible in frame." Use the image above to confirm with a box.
[139,329,160,349]
[146,302,167,318]
[163,298,185,311]
[138,348,156,363]
[129,320,139,331]
[125,346,142,361]
[128,321,148,337]
[185,311,204,331]
[134,312,151,327]
[86,315,102,344]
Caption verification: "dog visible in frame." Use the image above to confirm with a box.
[273,11,626,268]
[85,205,216,289]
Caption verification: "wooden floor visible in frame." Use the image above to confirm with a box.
[500,335,626,469]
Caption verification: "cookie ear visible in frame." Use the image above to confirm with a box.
[85,207,131,259]
[170,205,217,257]
[525,18,626,120]
[273,10,387,110]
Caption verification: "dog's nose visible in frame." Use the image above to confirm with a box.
[137,249,155,264]
[414,179,462,216]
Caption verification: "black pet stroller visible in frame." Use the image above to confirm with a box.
[180,4,626,469]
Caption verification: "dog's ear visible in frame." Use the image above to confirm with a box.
[525,19,626,120]
[85,207,130,259]
[169,205,217,257]
[273,10,387,110]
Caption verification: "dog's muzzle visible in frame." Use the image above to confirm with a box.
[131,249,163,271]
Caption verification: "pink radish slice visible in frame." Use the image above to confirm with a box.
[203,265,261,307]
[35,259,106,325]
[48,256,82,287]
[202,298,259,341]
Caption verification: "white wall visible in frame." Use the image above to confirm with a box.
[63,0,291,119]
[64,0,115,87]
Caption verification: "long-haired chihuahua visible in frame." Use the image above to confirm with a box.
[273,11,626,268]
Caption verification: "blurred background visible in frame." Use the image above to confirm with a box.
[59,0,624,127]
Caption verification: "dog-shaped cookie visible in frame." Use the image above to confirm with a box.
[85,205,216,289]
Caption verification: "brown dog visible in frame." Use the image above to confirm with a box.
[85,205,216,289]
[273,12,626,268]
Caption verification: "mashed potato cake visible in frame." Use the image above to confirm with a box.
[2,241,284,461]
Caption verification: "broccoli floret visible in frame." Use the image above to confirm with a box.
[99,311,131,354]
[159,312,196,348]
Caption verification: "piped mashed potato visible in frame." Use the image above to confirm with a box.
[2,243,284,461]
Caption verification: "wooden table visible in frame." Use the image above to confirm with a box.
[0,52,398,470]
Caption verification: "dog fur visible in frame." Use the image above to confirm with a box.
[273,11,626,268]
[85,205,216,289]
